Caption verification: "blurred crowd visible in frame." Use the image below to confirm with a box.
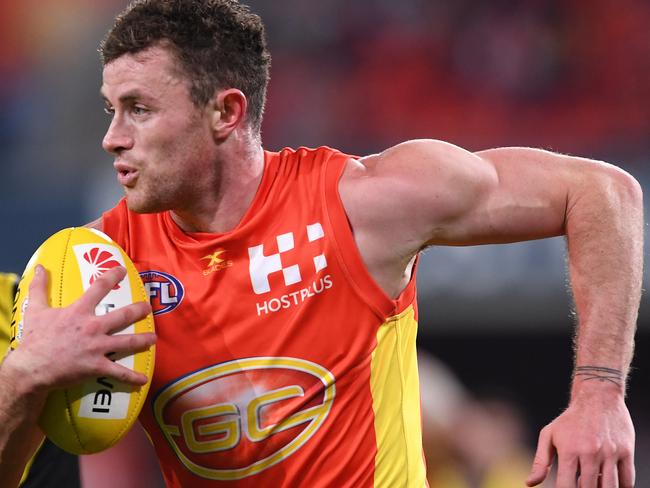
[255,0,650,156]
[1,0,649,163]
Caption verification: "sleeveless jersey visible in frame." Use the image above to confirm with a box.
[102,146,426,487]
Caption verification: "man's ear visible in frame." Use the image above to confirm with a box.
[210,88,248,140]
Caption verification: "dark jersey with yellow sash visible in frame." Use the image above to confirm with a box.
[0,272,80,488]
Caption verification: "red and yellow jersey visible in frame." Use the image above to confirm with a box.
[102,146,425,487]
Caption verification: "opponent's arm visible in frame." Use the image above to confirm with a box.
[0,266,154,488]
[341,140,642,488]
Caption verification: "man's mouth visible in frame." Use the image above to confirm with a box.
[114,162,139,188]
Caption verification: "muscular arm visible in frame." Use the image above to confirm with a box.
[341,140,642,487]
[473,147,642,378]
[477,147,641,487]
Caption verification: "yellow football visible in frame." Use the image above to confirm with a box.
[10,227,155,454]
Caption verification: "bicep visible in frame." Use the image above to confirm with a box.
[459,147,637,246]
[444,146,573,246]
[348,141,603,252]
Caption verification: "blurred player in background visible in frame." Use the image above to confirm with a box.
[418,351,552,488]
[0,1,642,487]
[0,272,80,487]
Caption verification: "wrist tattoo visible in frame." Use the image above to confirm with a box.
[574,366,623,387]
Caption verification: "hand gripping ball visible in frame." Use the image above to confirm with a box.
[10,227,155,454]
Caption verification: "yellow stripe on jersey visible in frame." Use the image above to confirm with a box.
[0,272,18,358]
[370,305,426,487]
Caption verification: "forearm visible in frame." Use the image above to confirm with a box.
[564,162,643,397]
[0,354,48,487]
[470,147,642,385]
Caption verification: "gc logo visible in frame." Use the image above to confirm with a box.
[153,357,336,480]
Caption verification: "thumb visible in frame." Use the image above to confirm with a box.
[526,427,554,486]
[27,265,50,310]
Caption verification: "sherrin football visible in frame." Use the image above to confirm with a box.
[10,227,155,454]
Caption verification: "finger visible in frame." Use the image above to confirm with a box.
[106,332,157,355]
[27,265,49,309]
[101,357,151,386]
[600,460,618,488]
[526,427,555,486]
[556,454,579,488]
[78,266,127,310]
[102,301,152,334]
[618,456,635,488]
[577,459,600,488]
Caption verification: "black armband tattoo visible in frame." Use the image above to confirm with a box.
[574,366,624,387]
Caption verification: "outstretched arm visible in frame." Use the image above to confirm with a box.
[476,147,641,488]
[341,140,642,487]
[0,266,154,487]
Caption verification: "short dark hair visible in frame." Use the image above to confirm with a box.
[100,0,271,133]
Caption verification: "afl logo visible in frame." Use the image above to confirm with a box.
[153,357,336,480]
[139,270,184,315]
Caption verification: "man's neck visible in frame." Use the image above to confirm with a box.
[170,143,265,234]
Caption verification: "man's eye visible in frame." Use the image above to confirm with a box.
[104,107,115,116]
[132,106,148,115]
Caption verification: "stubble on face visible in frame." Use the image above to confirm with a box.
[102,45,218,216]
[124,108,213,215]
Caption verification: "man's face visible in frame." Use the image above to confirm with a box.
[101,45,216,214]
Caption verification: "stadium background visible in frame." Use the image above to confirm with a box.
[0,0,648,485]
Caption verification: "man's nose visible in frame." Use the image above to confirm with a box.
[102,117,134,154]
